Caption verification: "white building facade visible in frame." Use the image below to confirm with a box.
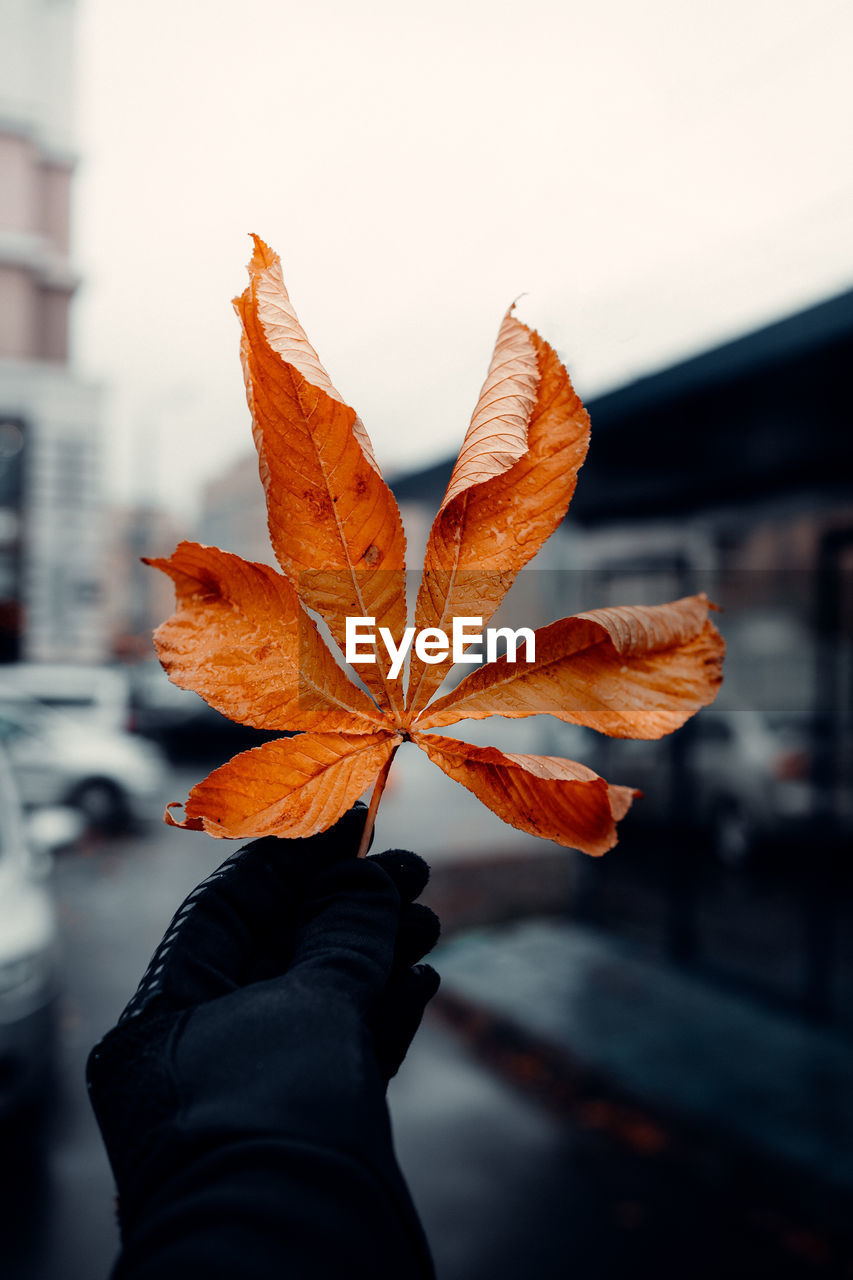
[0,0,103,662]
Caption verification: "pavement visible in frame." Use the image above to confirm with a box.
[431,919,853,1201]
[392,1016,852,1280]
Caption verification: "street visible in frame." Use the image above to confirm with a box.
[2,757,852,1279]
[0,755,554,1280]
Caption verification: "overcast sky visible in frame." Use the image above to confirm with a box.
[72,0,853,516]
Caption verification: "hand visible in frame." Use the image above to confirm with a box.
[87,805,440,1278]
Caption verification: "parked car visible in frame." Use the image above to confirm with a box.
[0,695,165,830]
[0,749,63,1129]
[0,663,133,734]
[569,707,840,865]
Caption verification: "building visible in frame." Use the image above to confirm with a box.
[198,451,274,567]
[0,0,103,662]
[101,504,187,662]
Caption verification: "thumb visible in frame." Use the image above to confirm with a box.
[288,858,400,1009]
[375,963,441,1080]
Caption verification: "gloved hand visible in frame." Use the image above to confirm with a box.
[86,804,440,1280]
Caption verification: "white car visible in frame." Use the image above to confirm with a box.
[0,663,132,734]
[0,696,165,830]
[584,707,844,865]
[0,749,62,1126]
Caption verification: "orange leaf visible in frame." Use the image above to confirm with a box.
[165,731,400,839]
[407,321,590,719]
[417,595,724,738]
[234,236,407,716]
[148,242,726,858]
[413,732,637,856]
[440,307,539,509]
[145,542,387,733]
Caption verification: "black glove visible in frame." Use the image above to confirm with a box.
[86,805,440,1280]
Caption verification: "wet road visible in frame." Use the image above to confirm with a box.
[0,759,557,1280]
[3,758,850,1279]
[2,781,216,1280]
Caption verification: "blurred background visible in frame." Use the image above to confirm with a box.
[0,0,851,1276]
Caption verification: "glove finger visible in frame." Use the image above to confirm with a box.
[395,902,441,968]
[120,804,368,1021]
[374,964,441,1079]
[367,849,430,903]
[289,858,401,1010]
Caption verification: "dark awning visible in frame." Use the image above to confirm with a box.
[391,288,853,523]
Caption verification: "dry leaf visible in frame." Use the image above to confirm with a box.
[144,541,386,732]
[417,596,724,738]
[150,237,725,856]
[412,733,637,855]
[234,236,408,717]
[406,320,590,719]
[166,732,401,839]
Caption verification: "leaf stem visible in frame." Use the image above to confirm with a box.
[357,745,399,858]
